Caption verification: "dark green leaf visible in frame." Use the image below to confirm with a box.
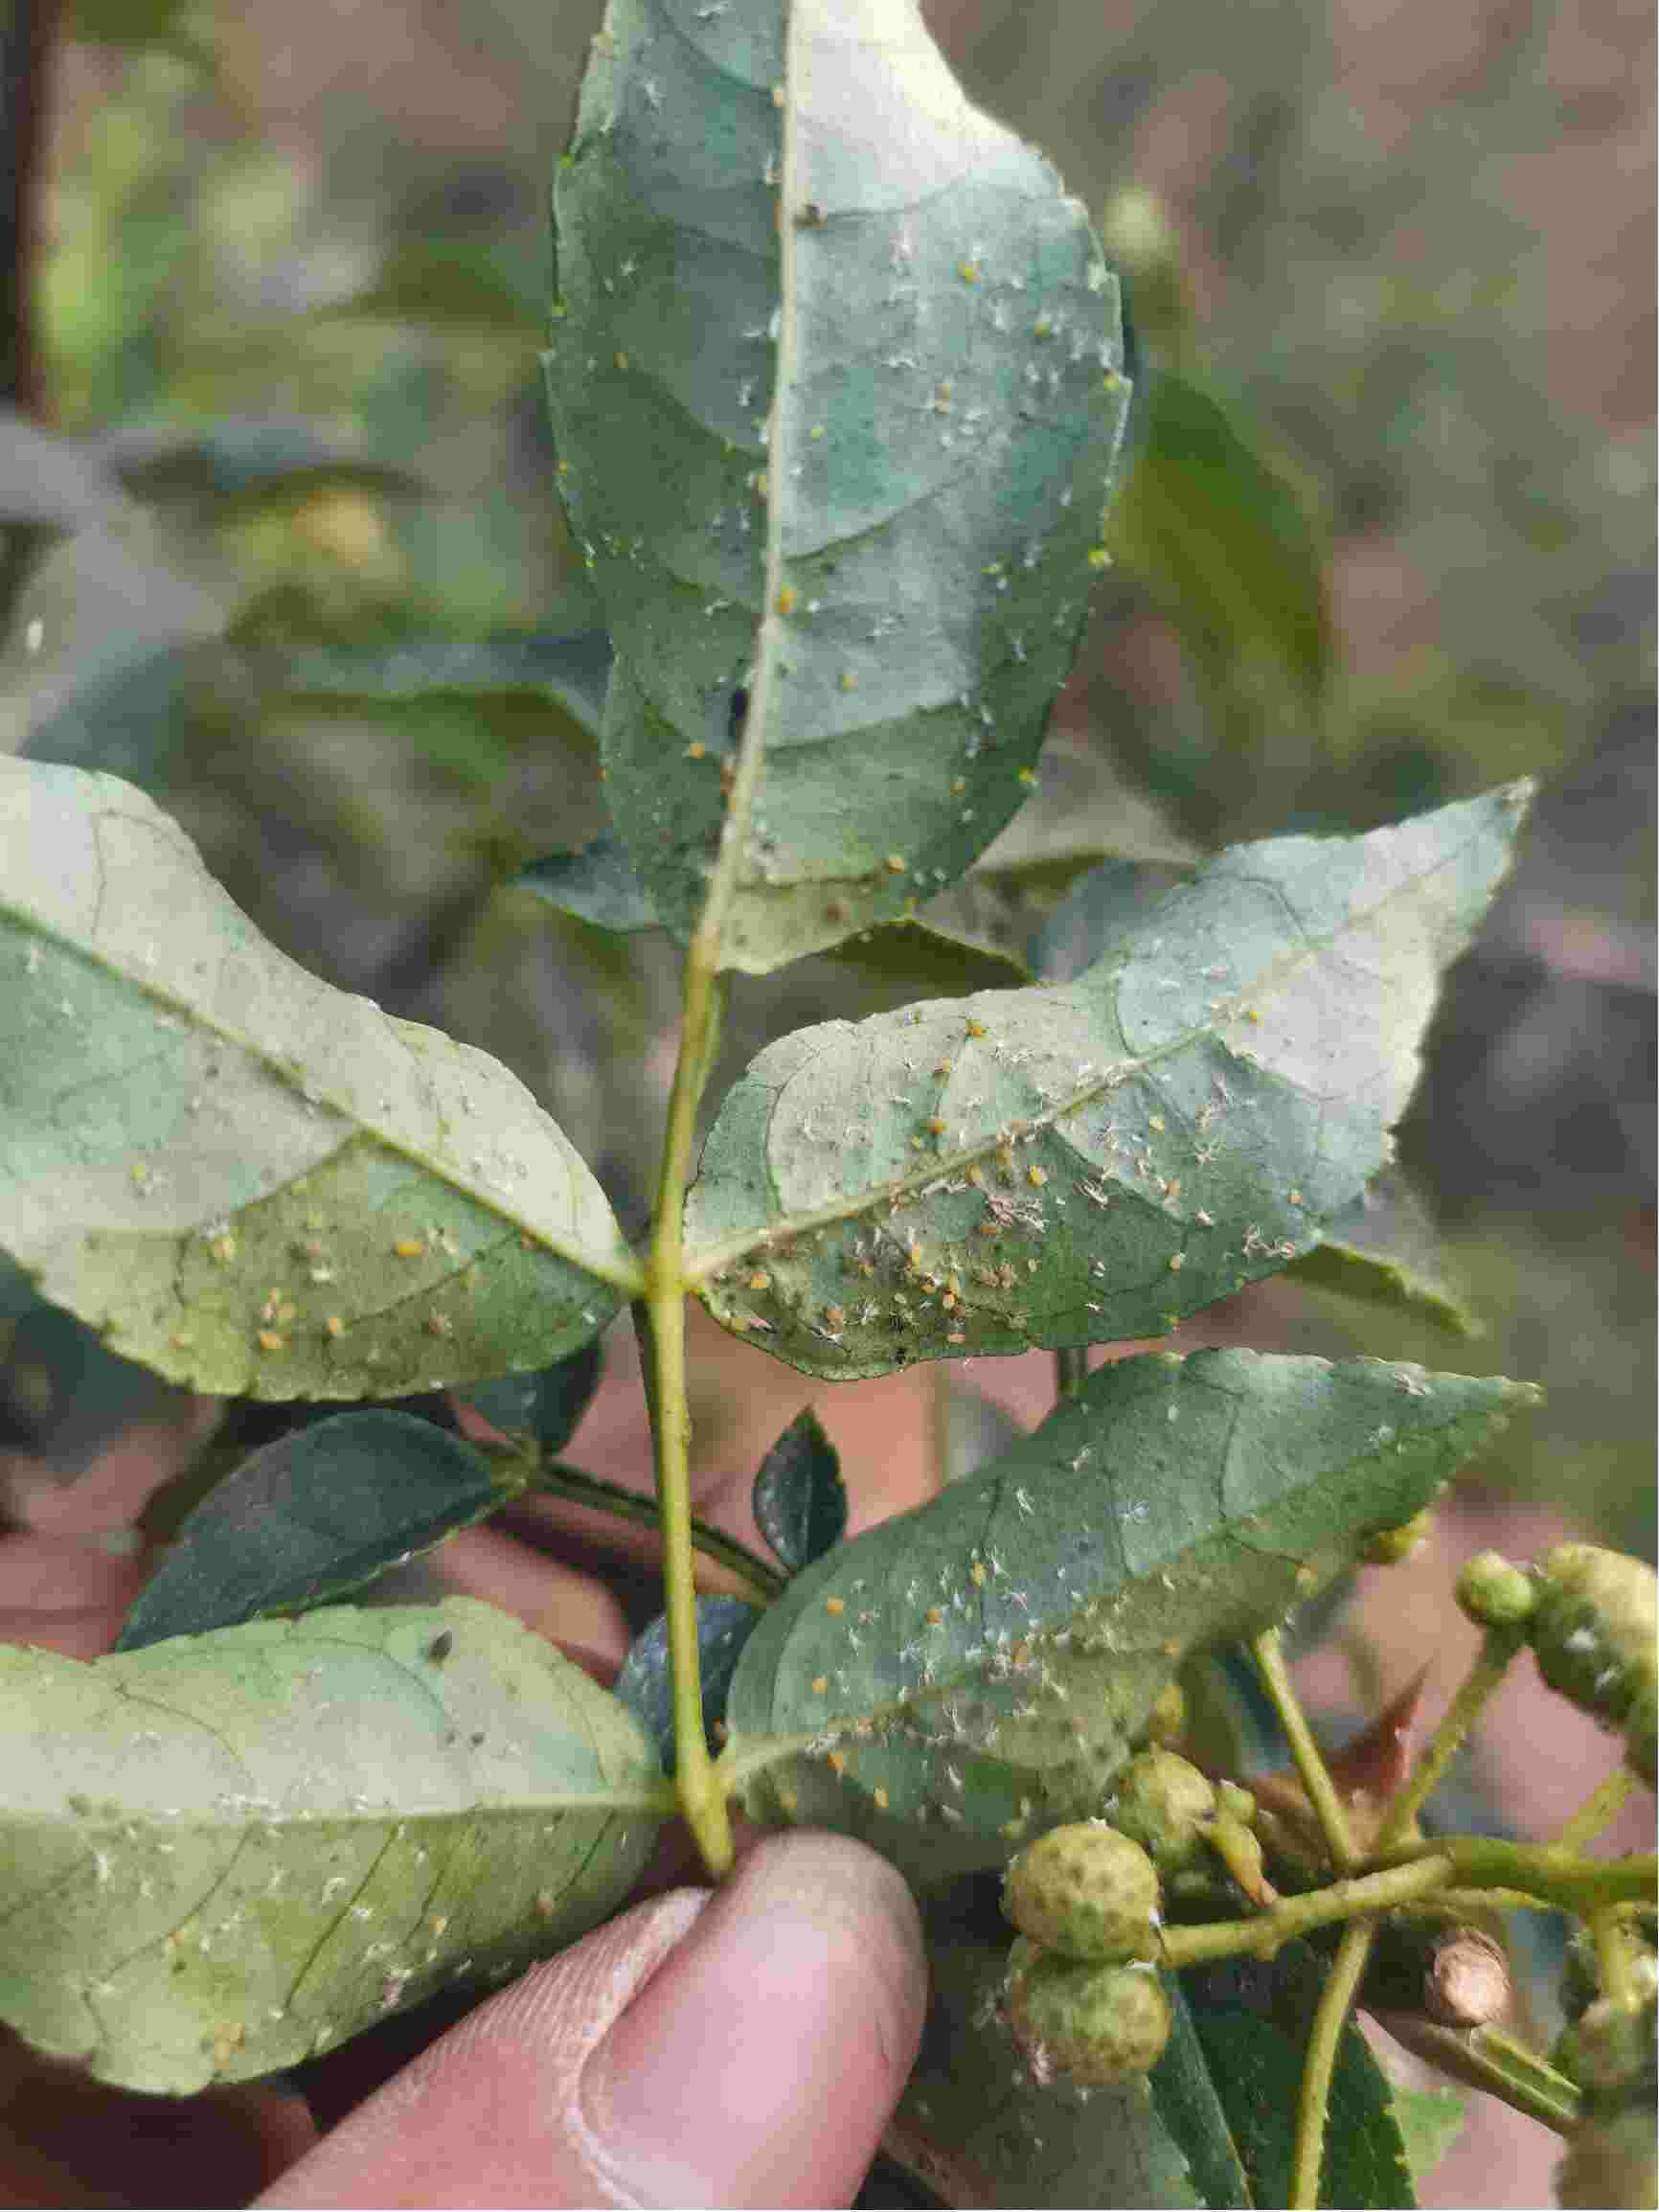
[825,919,1032,997]
[276,628,614,742]
[1108,370,1329,705]
[0,1599,665,2091]
[752,1407,846,1574]
[0,1263,186,1462]
[724,1349,1537,1884]
[1034,855,1193,983]
[614,1595,761,1771]
[515,833,662,933]
[114,1411,522,1651]
[0,759,639,1398]
[1182,1947,1417,2208]
[547,0,1132,971]
[687,787,1532,1378]
[460,1339,605,1454]
[96,417,422,518]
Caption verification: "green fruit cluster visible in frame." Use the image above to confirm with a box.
[1001,1819,1173,2085]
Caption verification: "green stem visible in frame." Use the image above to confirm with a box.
[1373,2015,1580,2135]
[1376,1837,1657,1919]
[1375,1628,1521,1852]
[1592,1906,1641,2011]
[644,949,737,1880]
[1291,1920,1374,2209]
[1160,1856,1456,1968]
[521,1460,786,1606]
[1055,1347,1088,1399]
[1253,1627,1359,1873]
[1556,1765,1635,1853]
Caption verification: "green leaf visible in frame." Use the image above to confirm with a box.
[885,1904,1212,2208]
[0,759,640,1397]
[114,1411,523,1651]
[0,1261,186,1463]
[614,1595,762,1771]
[276,629,615,744]
[1181,1948,1418,2208]
[20,639,208,789]
[546,0,1133,973]
[1034,855,1193,983]
[514,833,662,933]
[97,417,422,519]
[1107,369,1329,706]
[752,1406,847,1573]
[825,918,1032,998]
[0,1598,666,2092]
[1389,2085,1466,2189]
[722,1349,1537,1884]
[460,1338,605,1453]
[1284,1173,1481,1339]
[686,787,1531,1378]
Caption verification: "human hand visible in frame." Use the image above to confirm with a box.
[0,1449,927,2208]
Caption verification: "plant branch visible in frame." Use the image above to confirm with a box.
[1371,2013,1580,2136]
[521,1459,786,1605]
[1291,1920,1374,2209]
[640,965,736,1875]
[1556,1765,1635,1852]
[1253,1627,1360,1872]
[1160,1855,1456,1967]
[1375,1628,1522,1852]
[1375,1836,1657,1918]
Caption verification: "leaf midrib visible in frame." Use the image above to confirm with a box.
[685,834,1472,1278]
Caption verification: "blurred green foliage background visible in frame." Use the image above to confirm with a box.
[1,0,1652,1550]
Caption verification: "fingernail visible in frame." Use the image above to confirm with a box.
[583,1832,926,2205]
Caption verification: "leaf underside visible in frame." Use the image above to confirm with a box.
[0,759,635,1397]
[723,1348,1537,1885]
[0,1599,663,2092]
[547,0,1133,972]
[687,786,1531,1378]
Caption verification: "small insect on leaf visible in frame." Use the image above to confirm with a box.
[426,1630,454,1665]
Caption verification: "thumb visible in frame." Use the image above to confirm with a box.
[260,1832,928,2209]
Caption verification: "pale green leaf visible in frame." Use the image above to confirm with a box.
[0,1598,666,2092]
[723,1348,1537,1883]
[686,787,1530,1378]
[0,759,640,1397]
[1284,1172,1481,1339]
[546,0,1132,973]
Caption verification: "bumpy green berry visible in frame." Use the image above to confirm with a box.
[1111,1750,1217,1877]
[1363,1507,1435,1565]
[1531,1544,1657,1782]
[1005,1938,1172,2085]
[1002,1821,1162,1959]
[1455,1549,1539,1630]
[1554,1991,1658,2208]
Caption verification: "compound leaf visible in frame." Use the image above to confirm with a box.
[723,1349,1537,1884]
[0,1598,666,2092]
[686,786,1530,1378]
[752,1406,847,1573]
[115,1411,523,1650]
[0,759,639,1398]
[546,0,1132,972]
